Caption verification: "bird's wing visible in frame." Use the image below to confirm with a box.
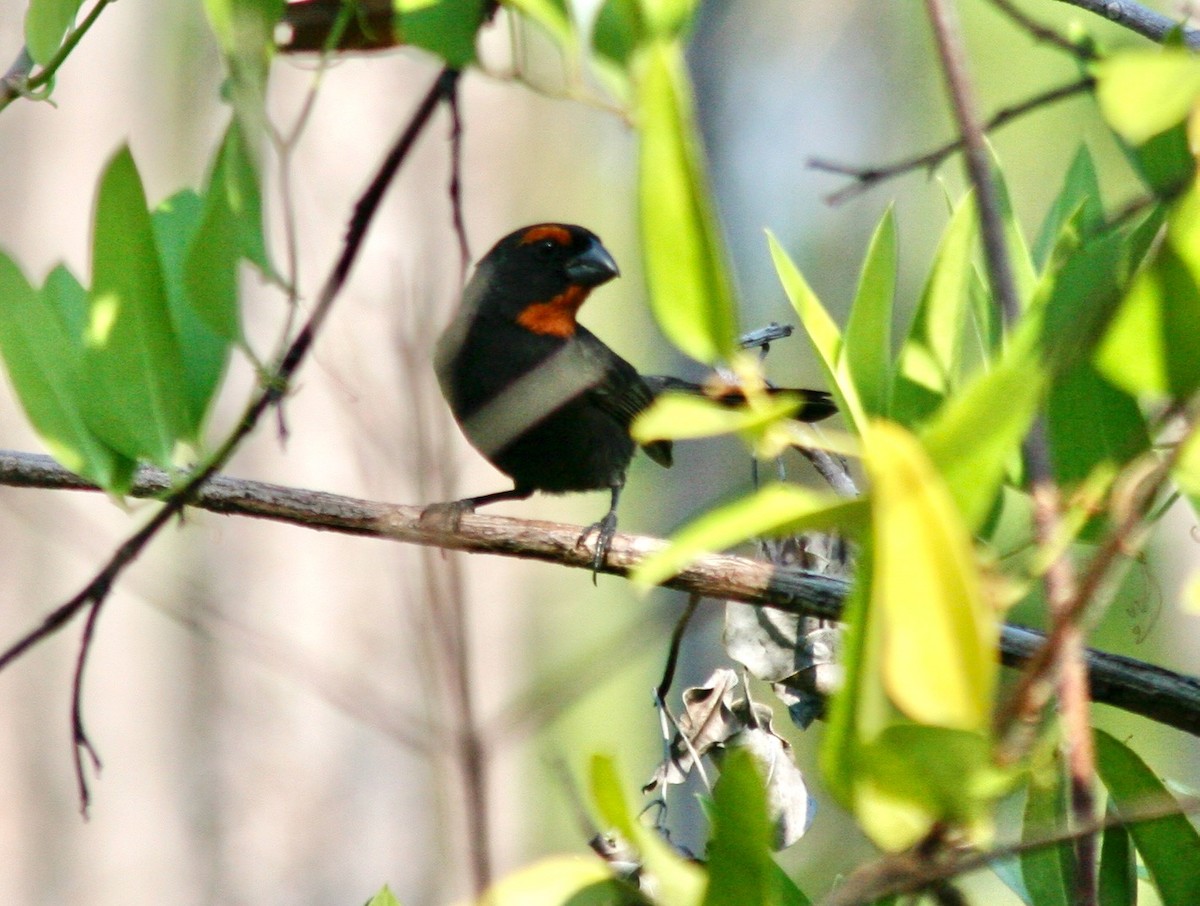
[576,331,673,468]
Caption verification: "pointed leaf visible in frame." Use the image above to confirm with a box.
[768,231,866,431]
[84,146,192,461]
[1095,729,1200,906]
[1098,814,1136,906]
[638,41,738,364]
[154,190,235,430]
[24,0,84,65]
[0,253,133,491]
[893,195,977,425]
[843,205,896,419]
[864,421,996,729]
[703,748,811,906]
[394,0,486,67]
[1033,146,1103,271]
[632,483,866,588]
[1021,771,1073,906]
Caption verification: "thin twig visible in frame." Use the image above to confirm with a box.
[447,77,471,275]
[988,0,1098,58]
[923,0,1095,900]
[2,449,1199,735]
[656,594,701,704]
[810,77,1093,205]
[1055,0,1200,48]
[821,792,1200,906]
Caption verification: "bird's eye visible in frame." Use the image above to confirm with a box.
[533,238,557,256]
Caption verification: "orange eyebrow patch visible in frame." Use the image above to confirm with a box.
[515,285,589,338]
[518,224,572,247]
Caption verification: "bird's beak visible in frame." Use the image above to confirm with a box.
[565,239,620,287]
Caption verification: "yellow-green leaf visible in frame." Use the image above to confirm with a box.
[474,856,639,906]
[638,41,738,364]
[1094,50,1200,145]
[633,483,865,588]
[864,421,996,730]
[631,391,803,443]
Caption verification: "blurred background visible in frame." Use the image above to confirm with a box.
[0,0,1197,903]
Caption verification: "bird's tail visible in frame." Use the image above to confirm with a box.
[642,375,837,423]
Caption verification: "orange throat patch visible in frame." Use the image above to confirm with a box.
[515,285,589,338]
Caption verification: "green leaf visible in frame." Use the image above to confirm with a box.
[630,392,805,443]
[1033,146,1103,271]
[632,483,865,588]
[1020,770,1073,906]
[1130,121,1195,196]
[589,755,706,906]
[893,195,977,426]
[1047,361,1150,486]
[1094,50,1200,145]
[767,231,866,432]
[638,0,698,39]
[703,749,811,906]
[843,205,896,420]
[0,253,133,491]
[154,190,235,431]
[476,856,646,906]
[865,422,996,732]
[638,41,738,364]
[24,0,84,65]
[365,884,402,906]
[84,146,193,462]
[394,0,486,67]
[1098,814,1136,906]
[592,0,645,67]
[1095,729,1200,906]
[921,315,1043,533]
[1097,240,1200,399]
[502,0,574,48]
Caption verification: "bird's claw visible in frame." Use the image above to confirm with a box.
[577,511,618,583]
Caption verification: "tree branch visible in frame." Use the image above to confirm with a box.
[810,77,1093,204]
[1,449,1198,736]
[1054,0,1200,48]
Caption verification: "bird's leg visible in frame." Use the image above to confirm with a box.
[421,486,533,530]
[578,479,623,582]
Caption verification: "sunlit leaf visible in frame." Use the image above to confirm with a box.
[1095,729,1200,906]
[475,856,643,906]
[632,483,865,588]
[1097,240,1200,399]
[84,147,193,462]
[843,205,896,419]
[24,0,84,65]
[631,392,803,442]
[365,885,401,906]
[638,41,738,364]
[767,231,866,432]
[921,317,1043,532]
[865,421,996,729]
[0,253,133,491]
[1094,50,1200,145]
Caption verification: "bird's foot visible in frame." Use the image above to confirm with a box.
[577,510,618,583]
[419,499,475,531]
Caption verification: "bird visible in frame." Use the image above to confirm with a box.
[428,223,836,575]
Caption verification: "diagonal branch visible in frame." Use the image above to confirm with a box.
[810,77,1093,204]
[1,448,1198,736]
[1054,0,1200,48]
[2,65,460,813]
